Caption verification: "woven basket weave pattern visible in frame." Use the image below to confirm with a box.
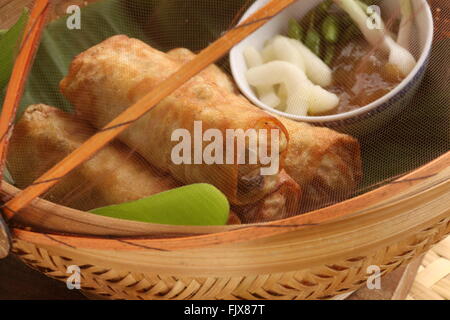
[12,216,450,300]
[409,237,450,300]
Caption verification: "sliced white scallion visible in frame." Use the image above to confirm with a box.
[397,0,413,50]
[284,36,333,87]
[246,61,339,116]
[271,36,306,71]
[243,46,280,108]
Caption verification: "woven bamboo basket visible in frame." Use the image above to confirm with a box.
[0,0,449,300]
[2,152,448,300]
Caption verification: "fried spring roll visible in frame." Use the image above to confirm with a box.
[61,35,289,206]
[276,117,362,206]
[168,48,362,206]
[169,49,303,221]
[7,104,180,211]
[233,170,301,223]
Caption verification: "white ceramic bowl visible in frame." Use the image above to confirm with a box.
[230,0,434,135]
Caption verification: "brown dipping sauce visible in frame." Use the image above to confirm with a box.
[320,39,405,115]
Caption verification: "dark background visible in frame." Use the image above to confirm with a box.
[0,255,84,300]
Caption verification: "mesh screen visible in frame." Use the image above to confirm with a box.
[1,0,449,228]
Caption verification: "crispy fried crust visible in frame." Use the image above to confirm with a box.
[168,49,363,207]
[8,104,180,211]
[234,170,301,223]
[60,35,289,206]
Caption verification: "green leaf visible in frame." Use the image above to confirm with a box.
[16,0,152,116]
[0,9,29,92]
[90,184,230,226]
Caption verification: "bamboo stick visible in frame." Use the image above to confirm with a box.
[2,0,298,219]
[0,0,49,183]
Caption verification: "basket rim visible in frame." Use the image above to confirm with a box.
[8,151,450,251]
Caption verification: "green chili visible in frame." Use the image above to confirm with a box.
[288,18,304,41]
[322,15,339,43]
[304,29,321,56]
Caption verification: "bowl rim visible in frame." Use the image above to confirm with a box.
[229,0,435,124]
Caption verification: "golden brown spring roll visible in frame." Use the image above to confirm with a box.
[60,35,289,206]
[168,48,303,221]
[233,170,301,223]
[168,49,362,207]
[276,117,362,207]
[7,104,180,211]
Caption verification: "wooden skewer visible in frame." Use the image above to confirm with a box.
[2,0,297,219]
[0,0,49,183]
